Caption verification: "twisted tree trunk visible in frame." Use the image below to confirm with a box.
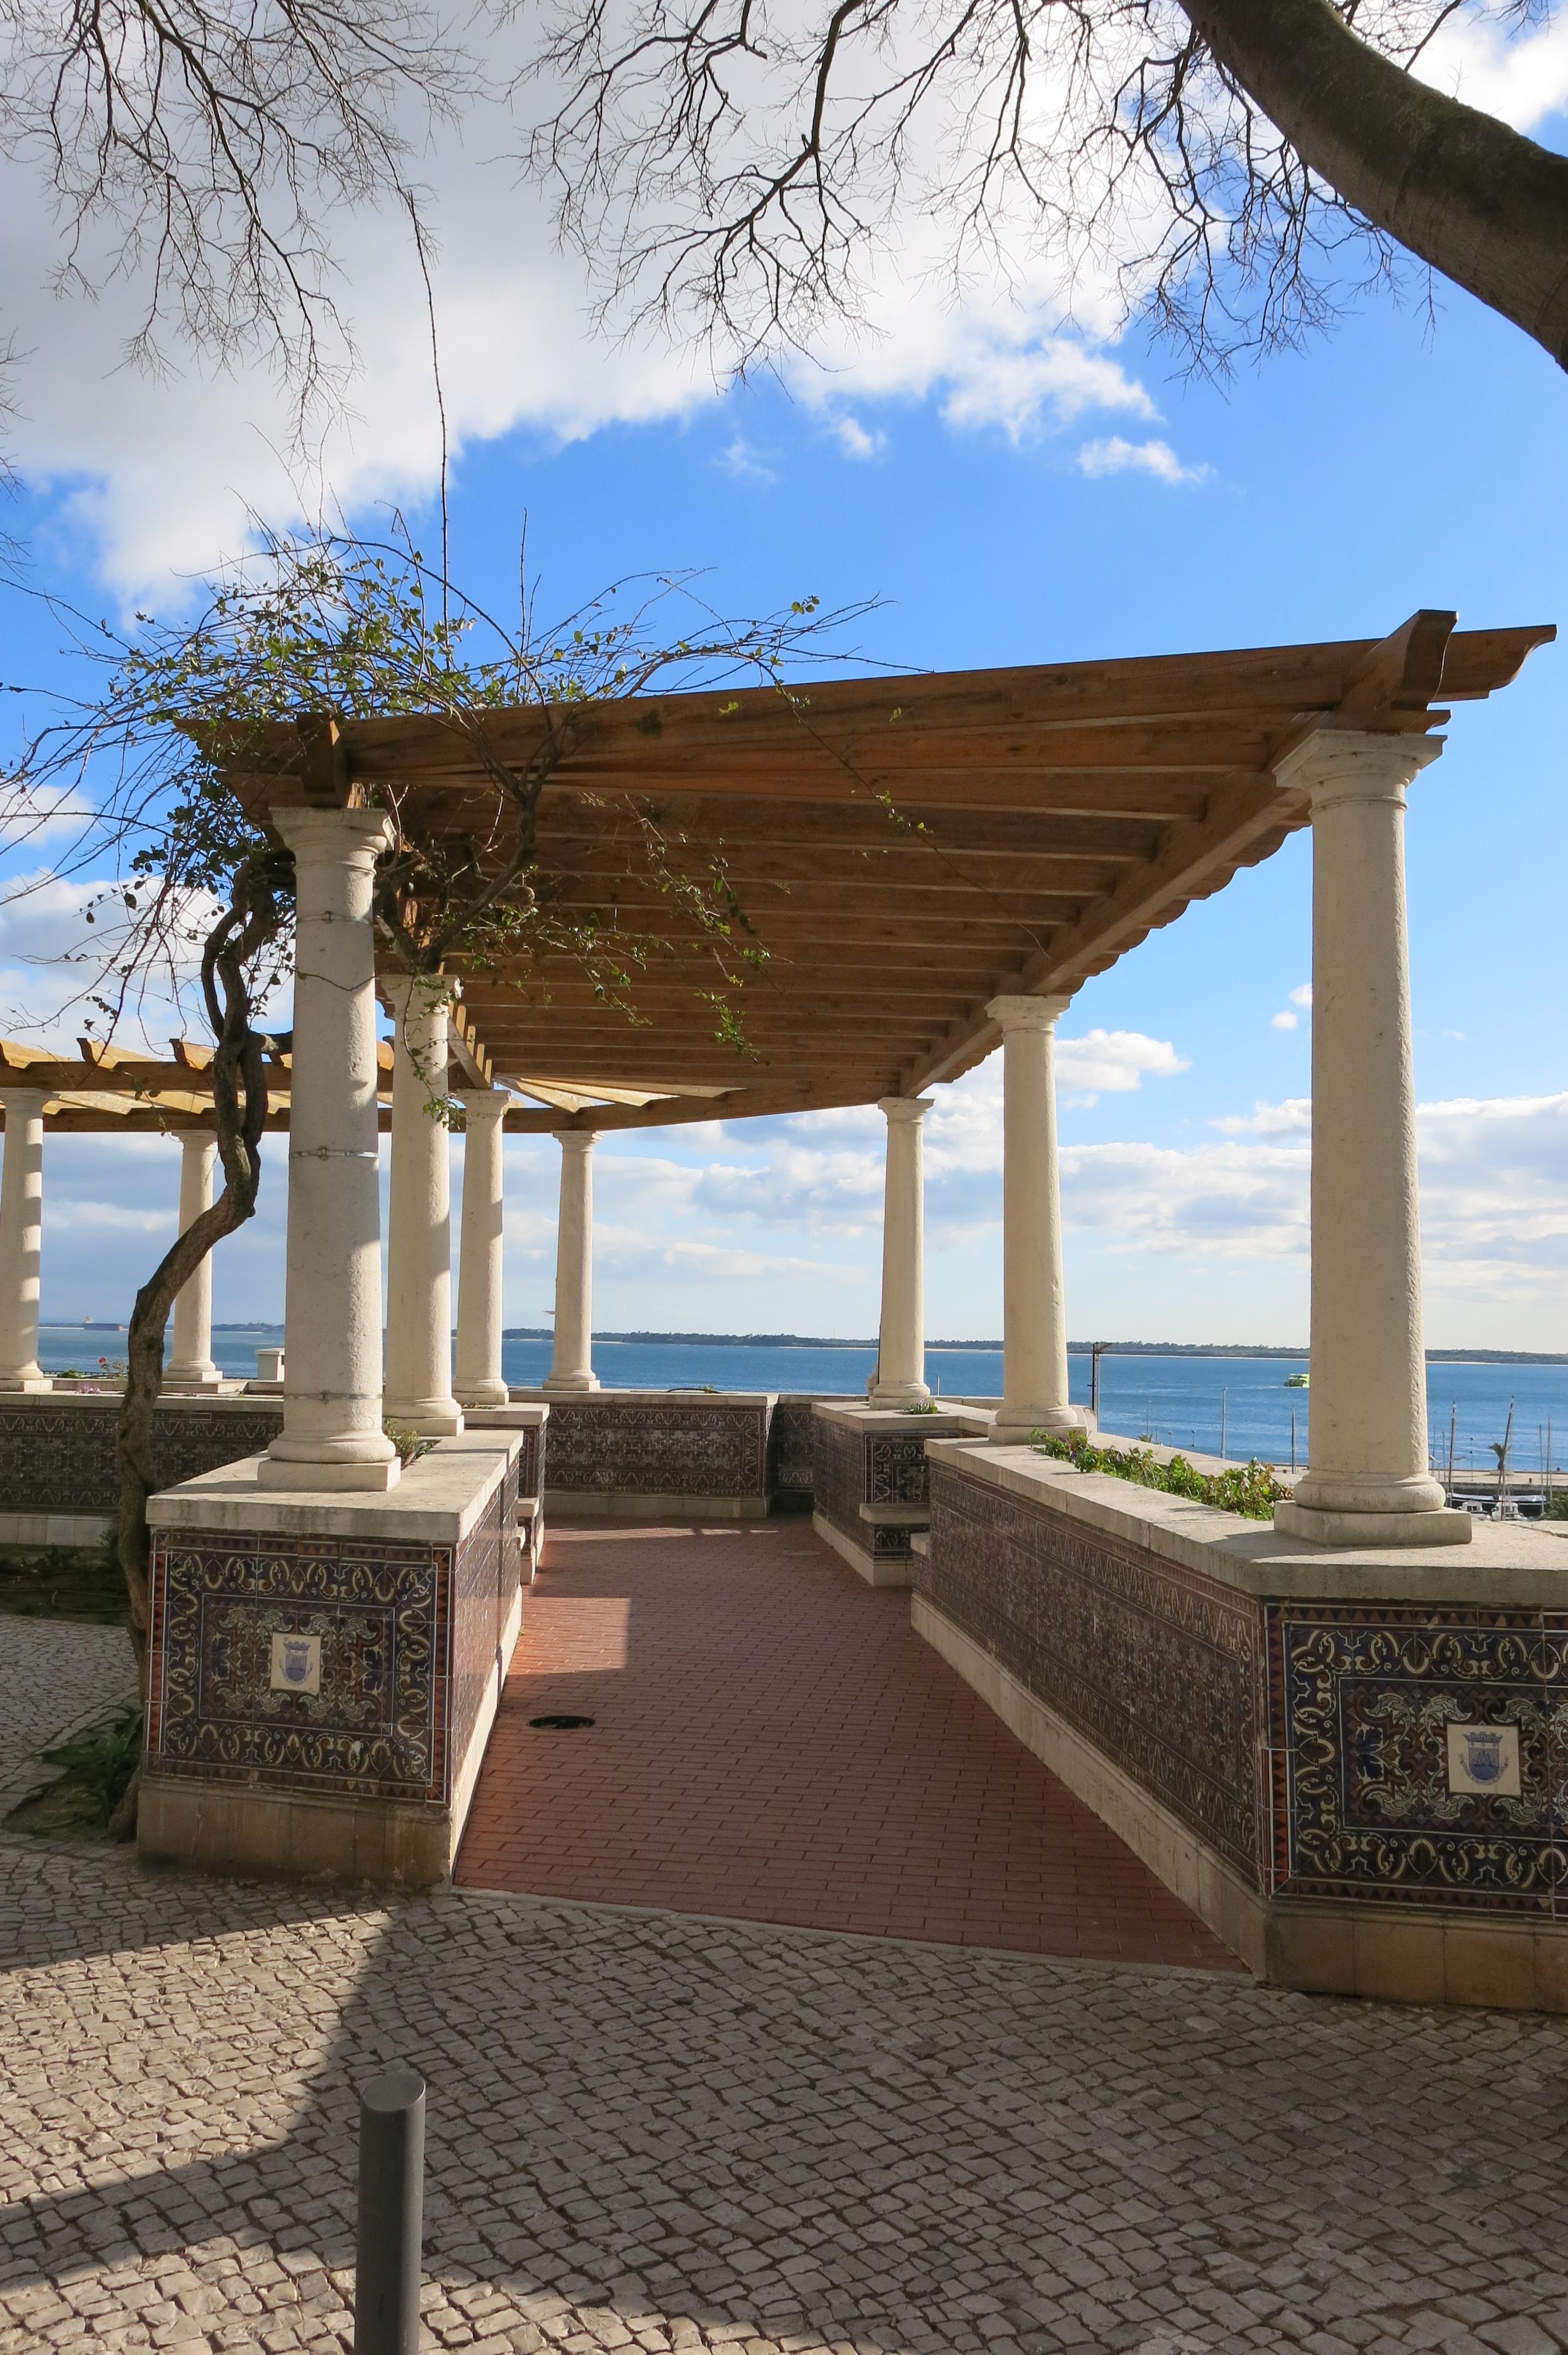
[109,851,290,1837]
[1190,0,1568,370]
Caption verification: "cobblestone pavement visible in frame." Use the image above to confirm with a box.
[0,1618,137,1813]
[6,1837,1568,2355]
[457,1523,1237,1969]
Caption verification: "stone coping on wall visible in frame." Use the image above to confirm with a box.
[923,1438,1568,1606]
[812,1399,996,1438]
[147,1428,525,1546]
[506,1386,776,1406]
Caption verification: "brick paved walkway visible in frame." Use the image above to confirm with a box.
[454,1521,1238,1970]
[6,1838,1568,2354]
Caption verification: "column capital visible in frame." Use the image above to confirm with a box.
[0,1084,47,1115]
[270,805,394,865]
[1274,728,1443,808]
[986,993,1072,1033]
[554,1128,597,1155]
[458,1088,510,1126]
[877,1095,933,1125]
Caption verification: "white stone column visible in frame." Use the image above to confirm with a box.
[454,1089,510,1408]
[0,1090,48,1390]
[988,994,1085,1443]
[871,1096,932,1405]
[260,808,400,1491]
[166,1134,221,1388]
[543,1130,599,1393]
[1272,731,1470,1548]
[383,974,464,1437]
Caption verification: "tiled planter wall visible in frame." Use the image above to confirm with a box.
[921,1460,1267,1883]
[921,1457,1568,1938]
[0,1397,285,1520]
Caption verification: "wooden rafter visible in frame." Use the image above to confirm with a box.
[194,613,1552,1129]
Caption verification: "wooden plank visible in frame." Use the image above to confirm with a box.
[502,1081,886,1134]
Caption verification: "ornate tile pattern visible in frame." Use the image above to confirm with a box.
[766,1398,826,1504]
[0,1399,283,1515]
[812,1415,980,1561]
[812,1415,895,1555]
[144,1452,530,1814]
[1268,1605,1568,1912]
[922,1464,1267,1884]
[511,1421,542,1500]
[542,1399,768,1498]
[147,1525,450,1801]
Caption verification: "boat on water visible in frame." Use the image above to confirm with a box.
[1285,1371,1310,1388]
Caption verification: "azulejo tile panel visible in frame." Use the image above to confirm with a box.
[1269,1605,1568,1912]
[0,1399,284,1515]
[543,1399,768,1497]
[922,1465,1267,1884]
[767,1399,824,1502]
[147,1525,451,1804]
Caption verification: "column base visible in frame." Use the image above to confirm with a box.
[989,1404,1088,1445]
[0,1375,52,1392]
[541,1373,600,1394]
[257,1450,403,1493]
[454,1379,510,1409]
[869,1381,931,1407]
[383,1398,464,1438]
[164,1367,223,1391]
[1273,1499,1474,1549]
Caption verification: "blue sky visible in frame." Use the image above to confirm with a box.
[2,28,1566,1346]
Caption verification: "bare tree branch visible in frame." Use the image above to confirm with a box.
[515,0,1568,374]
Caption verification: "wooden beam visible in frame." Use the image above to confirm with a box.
[903,776,1309,1091]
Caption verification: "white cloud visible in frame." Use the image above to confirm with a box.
[1075,436,1212,487]
[941,343,1157,443]
[715,435,778,486]
[1271,1010,1298,1031]
[1212,1098,1311,1137]
[1414,12,1568,132]
[0,21,1177,596]
[1288,984,1313,1009]
[830,416,885,460]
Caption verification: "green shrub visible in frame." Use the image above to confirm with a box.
[1031,1429,1290,1522]
[38,1705,142,1829]
[383,1420,439,1467]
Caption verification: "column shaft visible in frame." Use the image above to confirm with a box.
[167,1135,220,1387]
[1272,731,1469,1548]
[543,1132,599,1393]
[0,1091,47,1389]
[988,995,1084,1442]
[260,808,400,1491]
[454,1091,510,1408]
[871,1097,931,1404]
[383,977,463,1436]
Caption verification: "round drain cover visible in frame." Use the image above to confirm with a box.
[528,1713,596,1730]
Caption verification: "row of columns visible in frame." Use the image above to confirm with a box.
[0,728,1462,1541]
[863,728,1461,1542]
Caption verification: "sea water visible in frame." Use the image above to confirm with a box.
[35,1327,1568,1474]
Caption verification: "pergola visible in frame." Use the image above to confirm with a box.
[0,609,1552,1542]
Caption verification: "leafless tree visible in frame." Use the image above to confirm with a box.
[519,0,1568,376]
[0,0,467,437]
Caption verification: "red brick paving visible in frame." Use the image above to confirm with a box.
[454,1517,1244,1971]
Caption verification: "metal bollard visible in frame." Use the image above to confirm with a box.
[354,2066,426,2354]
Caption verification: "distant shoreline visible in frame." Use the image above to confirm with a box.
[42,1324,1567,1366]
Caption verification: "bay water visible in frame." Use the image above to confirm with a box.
[38,1327,1568,1475]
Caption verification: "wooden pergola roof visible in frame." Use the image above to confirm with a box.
[19,611,1549,1136]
